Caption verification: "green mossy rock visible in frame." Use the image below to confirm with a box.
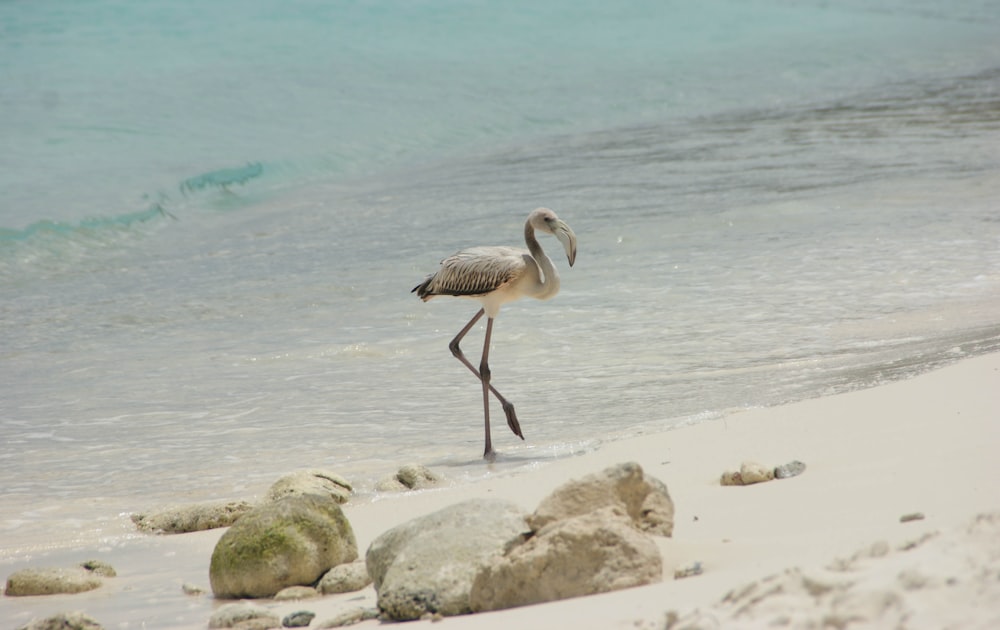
[210,494,358,599]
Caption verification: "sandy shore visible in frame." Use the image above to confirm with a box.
[4,352,999,629]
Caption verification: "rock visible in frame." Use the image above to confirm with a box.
[208,602,281,629]
[282,610,316,628]
[721,461,783,485]
[318,560,372,594]
[774,460,807,479]
[470,506,663,612]
[720,470,743,486]
[181,582,205,596]
[397,464,440,488]
[899,512,925,523]
[674,561,704,579]
[527,461,674,537]
[366,498,528,621]
[266,469,353,504]
[375,464,440,492]
[131,500,254,534]
[210,494,358,599]
[739,461,774,485]
[16,612,103,630]
[315,608,380,628]
[5,567,103,596]
[79,560,116,577]
[274,585,318,600]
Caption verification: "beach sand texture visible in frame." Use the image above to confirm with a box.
[3,351,999,629]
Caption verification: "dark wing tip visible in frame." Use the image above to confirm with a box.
[412,275,433,299]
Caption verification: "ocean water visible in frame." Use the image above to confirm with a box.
[2,0,1000,573]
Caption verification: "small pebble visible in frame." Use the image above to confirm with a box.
[674,561,703,579]
[80,560,117,577]
[274,585,318,601]
[316,607,379,628]
[774,460,807,479]
[282,610,316,628]
[900,512,925,523]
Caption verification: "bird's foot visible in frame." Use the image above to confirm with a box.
[502,401,523,440]
[483,448,497,463]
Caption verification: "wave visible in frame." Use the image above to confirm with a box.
[0,162,270,278]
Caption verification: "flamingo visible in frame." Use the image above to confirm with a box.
[412,207,577,460]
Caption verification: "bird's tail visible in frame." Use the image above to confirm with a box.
[412,276,434,301]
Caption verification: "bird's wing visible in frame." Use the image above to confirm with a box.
[419,246,528,298]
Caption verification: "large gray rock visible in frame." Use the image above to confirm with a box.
[265,469,353,504]
[210,494,358,599]
[5,567,103,596]
[16,612,103,630]
[131,500,254,534]
[528,461,674,537]
[366,498,528,621]
[470,506,663,611]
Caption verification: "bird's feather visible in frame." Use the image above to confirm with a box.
[413,246,528,299]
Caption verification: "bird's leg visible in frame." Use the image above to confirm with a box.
[448,310,524,446]
[480,317,494,460]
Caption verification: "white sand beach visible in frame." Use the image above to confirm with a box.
[4,351,999,629]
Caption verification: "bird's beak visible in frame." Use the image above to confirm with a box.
[554,221,577,267]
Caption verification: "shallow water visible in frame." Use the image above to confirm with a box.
[2,0,1000,568]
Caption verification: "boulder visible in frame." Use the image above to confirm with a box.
[131,500,254,534]
[16,612,103,630]
[470,506,663,612]
[265,469,353,504]
[366,498,528,621]
[375,464,441,492]
[5,567,103,596]
[528,461,674,536]
[210,494,358,599]
[207,602,281,629]
[317,560,372,594]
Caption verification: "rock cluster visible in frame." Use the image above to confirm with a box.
[132,468,352,535]
[366,461,673,621]
[8,462,675,628]
[721,460,806,485]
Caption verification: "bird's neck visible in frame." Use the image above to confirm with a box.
[525,221,560,299]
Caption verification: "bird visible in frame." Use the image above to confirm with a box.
[412,207,578,460]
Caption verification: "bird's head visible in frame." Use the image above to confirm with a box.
[531,207,577,267]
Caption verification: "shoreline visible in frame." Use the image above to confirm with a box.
[4,351,999,628]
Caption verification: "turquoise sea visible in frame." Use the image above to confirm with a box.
[2,2,999,621]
